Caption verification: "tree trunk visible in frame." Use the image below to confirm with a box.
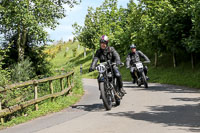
[191,53,194,69]
[154,52,158,67]
[172,51,177,68]
[17,25,22,62]
[84,47,86,58]
[17,26,27,62]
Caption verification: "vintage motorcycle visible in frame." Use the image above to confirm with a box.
[95,60,123,110]
[134,62,149,88]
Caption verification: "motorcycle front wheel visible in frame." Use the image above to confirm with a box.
[99,82,112,110]
[142,72,148,88]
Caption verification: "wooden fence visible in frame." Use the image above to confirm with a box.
[0,71,74,124]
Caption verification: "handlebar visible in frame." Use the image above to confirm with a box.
[96,61,124,67]
[142,61,150,64]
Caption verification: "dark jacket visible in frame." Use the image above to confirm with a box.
[90,46,121,69]
[126,51,150,67]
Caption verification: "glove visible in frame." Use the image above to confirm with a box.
[89,67,94,72]
[116,61,121,66]
[143,61,150,64]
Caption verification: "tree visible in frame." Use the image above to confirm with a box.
[0,0,80,62]
[183,0,200,69]
[73,0,128,54]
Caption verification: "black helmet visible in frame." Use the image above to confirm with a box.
[100,35,109,44]
[130,44,136,49]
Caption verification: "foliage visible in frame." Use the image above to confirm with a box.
[73,0,128,53]
[10,58,35,83]
[0,39,11,86]
[0,0,80,65]
[73,0,200,68]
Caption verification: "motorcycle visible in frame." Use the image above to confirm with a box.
[134,62,149,88]
[95,60,123,110]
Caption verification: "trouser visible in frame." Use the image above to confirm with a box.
[130,66,148,80]
[113,66,123,89]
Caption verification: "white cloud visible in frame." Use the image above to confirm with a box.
[47,0,131,42]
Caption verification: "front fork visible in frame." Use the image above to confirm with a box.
[98,75,115,102]
[135,68,144,84]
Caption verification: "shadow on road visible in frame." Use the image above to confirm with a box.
[71,104,105,112]
[172,97,200,102]
[124,83,200,94]
[106,104,200,132]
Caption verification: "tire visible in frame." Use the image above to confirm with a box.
[137,81,141,87]
[99,82,112,110]
[115,96,120,106]
[142,72,148,88]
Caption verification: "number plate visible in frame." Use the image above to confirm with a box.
[96,64,106,73]
[136,63,143,69]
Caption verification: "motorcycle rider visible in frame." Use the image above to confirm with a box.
[126,44,150,83]
[89,35,126,95]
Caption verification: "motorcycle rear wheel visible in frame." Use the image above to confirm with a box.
[114,78,121,106]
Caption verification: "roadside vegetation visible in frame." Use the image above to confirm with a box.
[0,41,84,129]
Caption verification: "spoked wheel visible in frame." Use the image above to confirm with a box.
[142,72,148,88]
[99,82,112,110]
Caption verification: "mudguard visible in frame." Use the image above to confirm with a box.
[138,68,144,73]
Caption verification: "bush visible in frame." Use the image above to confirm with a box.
[10,58,36,83]
[72,48,77,57]
[0,67,10,86]
[0,47,10,86]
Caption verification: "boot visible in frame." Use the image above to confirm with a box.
[132,78,136,84]
[120,88,127,95]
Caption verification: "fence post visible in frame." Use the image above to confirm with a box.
[60,78,64,90]
[49,81,54,101]
[67,76,70,87]
[0,102,4,124]
[34,82,38,111]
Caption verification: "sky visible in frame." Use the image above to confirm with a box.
[45,0,135,42]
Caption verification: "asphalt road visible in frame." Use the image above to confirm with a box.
[1,79,200,133]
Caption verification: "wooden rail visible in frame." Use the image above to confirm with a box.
[0,71,74,124]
